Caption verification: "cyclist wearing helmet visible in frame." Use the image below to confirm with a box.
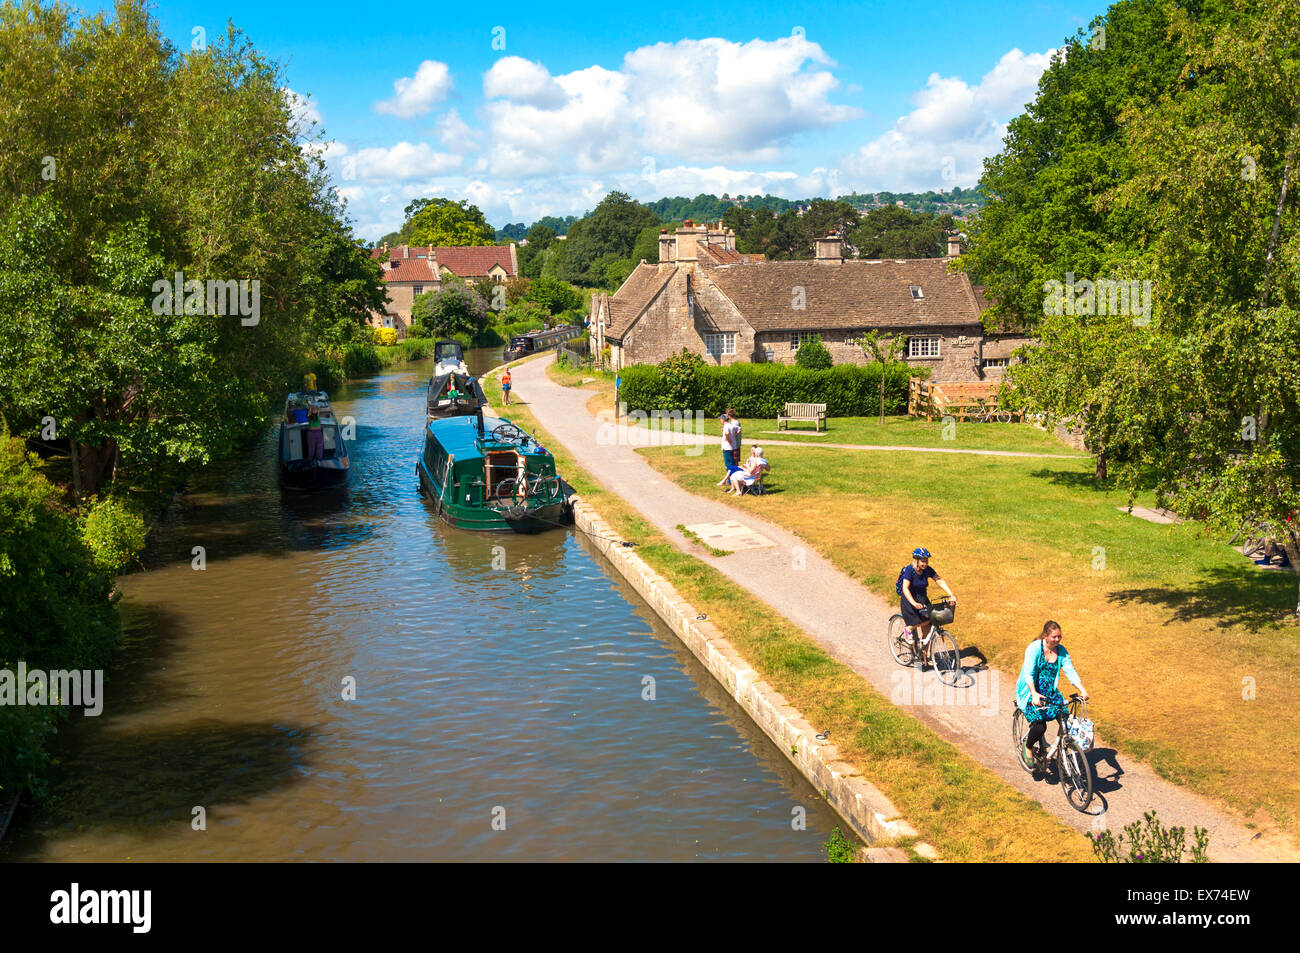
[901,547,956,642]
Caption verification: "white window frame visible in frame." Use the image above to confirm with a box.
[704,332,735,357]
[908,335,941,358]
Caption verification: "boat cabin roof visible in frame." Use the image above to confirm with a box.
[426,414,549,460]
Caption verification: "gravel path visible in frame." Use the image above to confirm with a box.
[506,354,1294,862]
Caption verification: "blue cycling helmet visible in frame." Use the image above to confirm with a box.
[912,547,931,559]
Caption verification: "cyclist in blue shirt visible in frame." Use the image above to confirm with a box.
[900,547,956,642]
[1016,621,1088,765]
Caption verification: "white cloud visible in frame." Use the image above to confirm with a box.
[375,60,454,118]
[434,108,479,153]
[327,141,462,182]
[838,47,1059,192]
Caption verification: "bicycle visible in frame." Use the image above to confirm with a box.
[969,398,1012,424]
[886,599,962,686]
[1011,692,1094,812]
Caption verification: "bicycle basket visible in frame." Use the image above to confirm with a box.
[929,603,955,626]
[1066,715,1094,752]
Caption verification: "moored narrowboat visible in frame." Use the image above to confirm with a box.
[279,389,349,490]
[502,324,584,362]
[416,412,570,532]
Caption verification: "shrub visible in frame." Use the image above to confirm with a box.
[79,494,146,574]
[341,342,382,378]
[618,359,912,418]
[1089,811,1209,863]
[794,334,832,369]
[823,826,857,863]
[0,436,120,799]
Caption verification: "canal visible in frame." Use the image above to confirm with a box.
[3,349,841,861]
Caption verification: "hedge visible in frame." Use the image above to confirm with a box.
[617,360,914,418]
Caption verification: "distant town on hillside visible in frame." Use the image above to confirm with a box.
[491,188,986,241]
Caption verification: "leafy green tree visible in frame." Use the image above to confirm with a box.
[405,198,495,247]
[411,278,489,339]
[856,331,908,423]
[794,334,832,369]
[849,206,955,259]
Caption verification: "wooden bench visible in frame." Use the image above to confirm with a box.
[777,402,828,432]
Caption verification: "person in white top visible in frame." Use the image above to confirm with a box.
[716,413,738,486]
[728,447,768,495]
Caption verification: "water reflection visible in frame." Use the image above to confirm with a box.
[3,348,843,862]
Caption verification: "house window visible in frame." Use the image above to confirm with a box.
[910,286,924,299]
[704,332,735,357]
[982,358,1009,368]
[413,285,424,296]
[908,336,941,358]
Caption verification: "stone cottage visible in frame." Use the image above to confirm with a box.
[590,223,1024,381]
[367,243,519,335]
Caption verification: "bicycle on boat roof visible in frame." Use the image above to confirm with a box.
[1012,692,1095,812]
[886,598,962,686]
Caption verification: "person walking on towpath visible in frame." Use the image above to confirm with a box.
[1016,621,1088,767]
[501,367,513,405]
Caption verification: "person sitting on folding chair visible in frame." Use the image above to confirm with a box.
[728,447,768,496]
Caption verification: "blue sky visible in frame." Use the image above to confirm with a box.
[100,1,1108,238]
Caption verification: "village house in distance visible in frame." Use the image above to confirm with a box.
[589,222,1025,381]
[368,244,519,334]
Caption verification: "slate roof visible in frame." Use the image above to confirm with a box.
[604,263,676,339]
[371,245,516,280]
[704,258,982,332]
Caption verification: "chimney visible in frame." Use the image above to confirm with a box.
[815,234,843,263]
[947,235,963,257]
[658,228,676,264]
[675,223,706,270]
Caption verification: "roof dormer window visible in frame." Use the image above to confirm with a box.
[910,286,924,299]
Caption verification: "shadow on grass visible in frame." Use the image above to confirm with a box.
[1108,566,1297,633]
[1028,468,1109,493]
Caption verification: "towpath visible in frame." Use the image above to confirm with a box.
[503,354,1292,861]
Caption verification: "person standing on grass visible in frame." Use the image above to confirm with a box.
[501,367,513,405]
[1016,621,1088,768]
[716,413,737,486]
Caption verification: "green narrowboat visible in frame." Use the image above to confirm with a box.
[416,412,571,532]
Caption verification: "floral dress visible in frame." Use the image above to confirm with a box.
[1015,640,1080,722]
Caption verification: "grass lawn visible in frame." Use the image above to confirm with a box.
[638,442,1300,845]
[609,397,1080,454]
[488,364,1093,861]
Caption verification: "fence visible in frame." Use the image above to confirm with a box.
[908,378,1023,421]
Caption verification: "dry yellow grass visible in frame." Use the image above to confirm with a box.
[640,443,1300,850]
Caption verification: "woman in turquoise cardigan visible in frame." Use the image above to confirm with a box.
[1016,620,1088,764]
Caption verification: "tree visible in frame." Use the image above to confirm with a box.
[849,206,954,259]
[404,198,495,247]
[410,278,489,339]
[0,2,383,498]
[794,335,832,369]
[856,331,907,424]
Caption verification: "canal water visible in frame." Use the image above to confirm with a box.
[3,349,840,861]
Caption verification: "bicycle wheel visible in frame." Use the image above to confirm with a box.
[930,628,961,685]
[1058,734,1094,812]
[886,614,915,667]
[1011,709,1034,773]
